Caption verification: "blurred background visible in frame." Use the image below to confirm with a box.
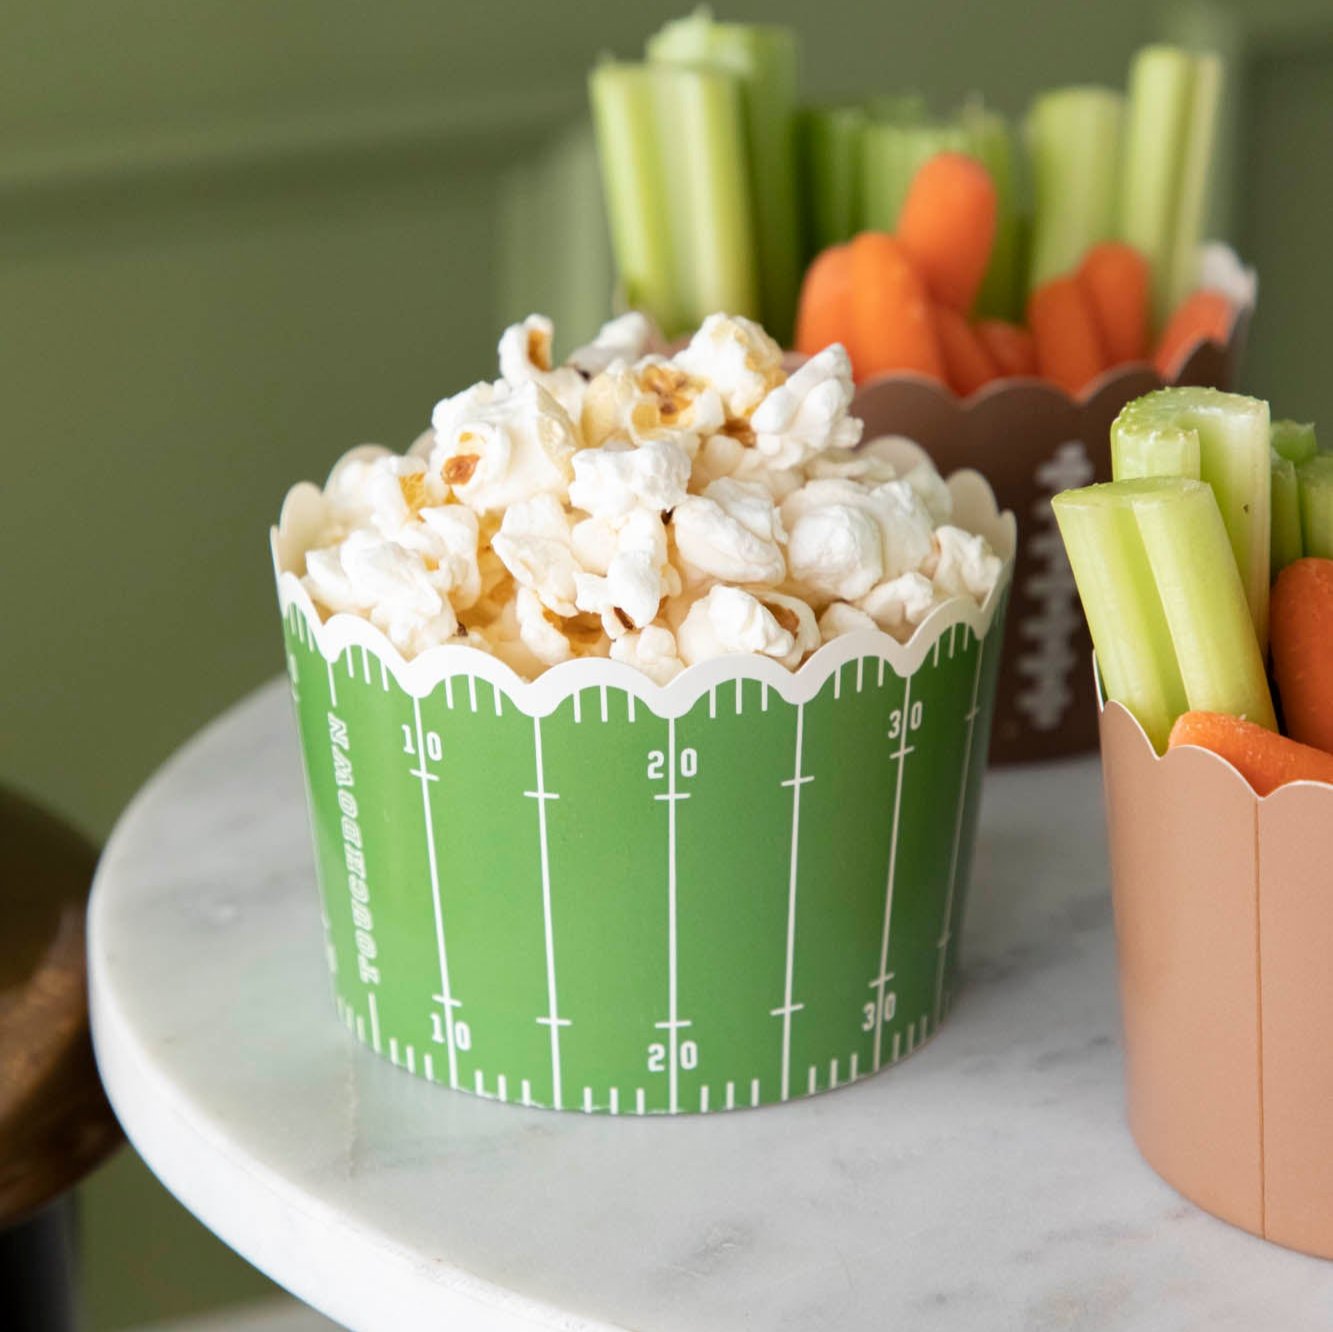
[3,0,1329,1326]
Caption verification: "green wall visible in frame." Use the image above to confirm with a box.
[3,1,1328,1327]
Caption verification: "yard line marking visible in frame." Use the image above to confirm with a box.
[807,1065,818,1096]
[872,674,913,1072]
[599,685,609,722]
[761,682,770,711]
[750,1078,760,1107]
[379,660,389,691]
[493,683,503,716]
[627,693,636,723]
[850,1052,859,1081]
[829,1057,839,1088]
[424,1053,436,1082]
[949,623,958,659]
[635,1087,646,1116]
[368,991,382,1053]
[521,1079,533,1106]
[892,1030,902,1063]
[468,675,478,712]
[877,657,886,688]
[572,691,582,724]
[444,676,454,709]
[725,1081,736,1110]
[772,701,809,1102]
[856,657,864,693]
[345,651,355,679]
[834,665,842,699]
[735,678,744,714]
[700,1085,710,1113]
[529,715,569,1109]
[326,659,338,707]
[474,1069,486,1096]
[355,1014,365,1042]
[361,647,371,683]
[406,1044,416,1075]
[497,1074,508,1103]
[932,639,941,668]
[934,634,987,1025]
[708,686,717,719]
[583,1086,594,1114]
[907,1021,916,1054]
[389,1036,400,1065]
[665,717,684,1113]
[609,1087,620,1115]
[415,697,460,1089]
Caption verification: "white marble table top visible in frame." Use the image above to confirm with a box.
[89,681,1333,1332]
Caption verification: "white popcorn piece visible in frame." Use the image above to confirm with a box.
[857,572,942,642]
[567,312,666,377]
[672,479,787,586]
[581,359,723,450]
[871,480,938,581]
[497,315,587,421]
[574,509,672,635]
[677,585,816,670]
[514,586,575,668]
[802,446,899,486]
[568,436,692,522]
[491,493,579,616]
[416,504,482,610]
[927,526,1004,604]
[609,624,685,686]
[673,314,786,421]
[817,601,879,642]
[570,514,618,576]
[430,380,578,514]
[900,458,954,525]
[690,432,746,490]
[749,345,862,470]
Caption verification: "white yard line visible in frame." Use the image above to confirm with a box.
[933,630,985,1026]
[653,716,691,1114]
[368,991,381,1053]
[326,659,338,708]
[527,715,569,1110]
[772,702,811,1101]
[872,675,913,1072]
[414,697,460,1089]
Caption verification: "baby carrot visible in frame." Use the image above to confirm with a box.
[1154,289,1235,379]
[974,319,1037,378]
[1271,557,1333,756]
[1027,276,1109,396]
[848,230,944,383]
[794,243,854,358]
[1078,241,1151,364]
[934,304,999,396]
[896,152,998,313]
[1169,710,1333,795]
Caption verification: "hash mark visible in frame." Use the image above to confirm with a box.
[807,1065,817,1095]
[829,1057,839,1088]
[497,1074,508,1102]
[750,1078,760,1107]
[635,1087,646,1116]
[850,1052,859,1080]
[468,676,478,712]
[609,1087,619,1115]
[405,1044,416,1075]
[424,1053,436,1082]
[583,1086,594,1113]
[725,1081,736,1110]
[735,678,743,714]
[700,1085,710,1113]
[856,657,864,692]
[573,691,582,724]
[521,1079,533,1106]
[445,677,454,709]
[600,685,609,723]
[493,683,503,716]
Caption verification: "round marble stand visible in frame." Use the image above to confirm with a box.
[89,681,1333,1331]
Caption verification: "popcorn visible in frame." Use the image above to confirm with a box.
[497,315,587,421]
[749,345,862,470]
[295,312,1005,681]
[568,437,692,521]
[672,479,787,586]
[430,380,578,514]
[567,311,665,377]
[673,314,786,421]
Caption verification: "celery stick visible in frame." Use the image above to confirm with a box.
[1271,451,1303,575]
[1163,52,1223,318]
[654,63,760,329]
[800,105,865,252]
[1052,481,1187,752]
[1271,419,1318,466]
[1118,46,1197,329]
[1130,478,1276,729]
[862,120,965,233]
[1298,453,1333,560]
[961,99,1022,320]
[589,62,683,333]
[648,12,801,342]
[1025,87,1123,290]
[1111,387,1271,650]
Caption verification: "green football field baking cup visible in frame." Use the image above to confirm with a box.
[272,445,1015,1114]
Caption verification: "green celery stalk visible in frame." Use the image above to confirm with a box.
[1110,387,1271,651]
[861,119,965,233]
[654,63,760,330]
[1271,450,1303,575]
[1131,478,1276,730]
[1271,419,1318,466]
[1025,87,1123,290]
[1052,481,1188,752]
[1118,46,1199,329]
[961,99,1022,319]
[648,12,800,342]
[588,62,684,334]
[1298,453,1333,559]
[1163,52,1223,318]
[800,105,865,253]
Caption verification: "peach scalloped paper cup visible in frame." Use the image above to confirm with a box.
[1099,693,1333,1260]
[832,245,1255,766]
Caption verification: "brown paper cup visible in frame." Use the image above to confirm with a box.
[1099,696,1333,1260]
[847,307,1249,765]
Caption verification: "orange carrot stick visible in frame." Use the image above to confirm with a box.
[934,304,999,396]
[1027,276,1109,396]
[1271,557,1333,756]
[1169,710,1333,794]
[1077,241,1151,365]
[1154,289,1236,379]
[974,319,1037,378]
[795,243,854,358]
[848,231,944,383]
[896,152,997,314]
